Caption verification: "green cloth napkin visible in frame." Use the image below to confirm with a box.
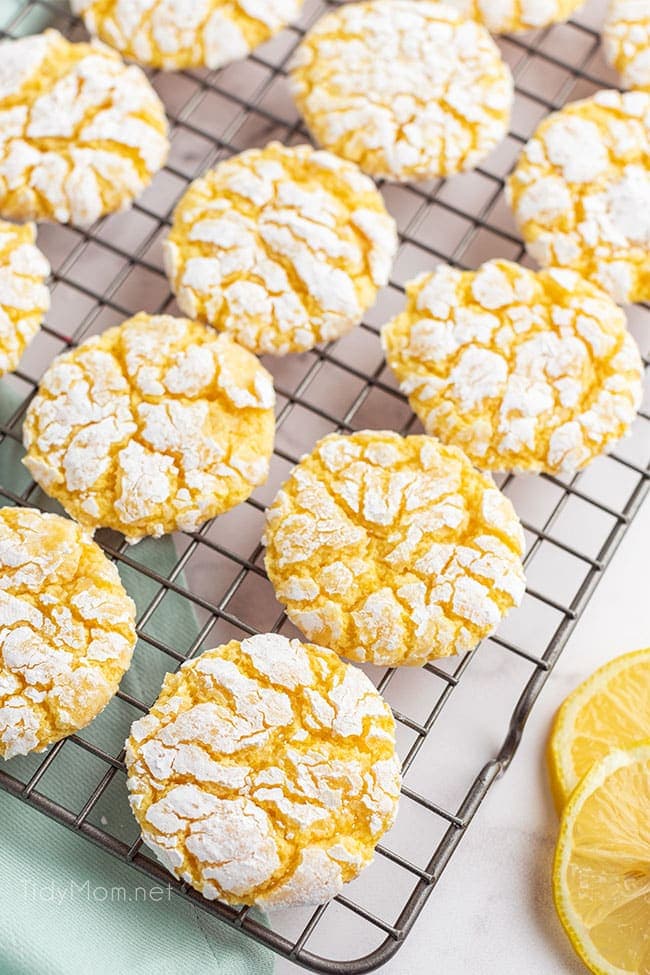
[0,792,274,975]
[0,381,275,975]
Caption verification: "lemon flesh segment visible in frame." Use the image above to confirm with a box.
[553,741,650,975]
[548,648,650,810]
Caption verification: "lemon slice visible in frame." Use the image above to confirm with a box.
[553,741,650,975]
[548,648,650,810]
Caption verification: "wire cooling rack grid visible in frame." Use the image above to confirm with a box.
[0,1,648,972]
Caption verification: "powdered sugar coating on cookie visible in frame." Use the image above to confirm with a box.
[125,635,401,907]
[382,261,643,474]
[71,0,303,70]
[507,90,650,303]
[264,431,526,667]
[23,314,275,543]
[289,0,513,181]
[164,142,397,355]
[0,507,136,759]
[447,0,584,33]
[0,30,168,225]
[0,221,49,376]
[603,0,650,90]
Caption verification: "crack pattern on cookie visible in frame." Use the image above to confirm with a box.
[0,30,169,224]
[0,221,49,376]
[125,635,401,907]
[507,90,650,303]
[264,431,526,667]
[382,260,643,474]
[0,507,136,759]
[446,0,584,33]
[604,0,650,90]
[23,314,276,543]
[289,0,513,181]
[71,0,303,70]
[164,142,397,355]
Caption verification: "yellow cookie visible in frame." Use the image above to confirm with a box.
[71,0,304,70]
[382,260,643,474]
[0,30,169,225]
[23,314,275,544]
[507,89,650,304]
[264,431,526,667]
[0,507,136,759]
[0,221,49,376]
[447,0,585,34]
[125,634,401,907]
[603,0,650,90]
[289,0,513,182]
[164,142,397,355]
[447,0,584,32]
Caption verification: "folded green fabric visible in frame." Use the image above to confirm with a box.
[0,791,274,975]
[0,382,274,975]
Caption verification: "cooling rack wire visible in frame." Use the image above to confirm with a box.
[0,1,648,972]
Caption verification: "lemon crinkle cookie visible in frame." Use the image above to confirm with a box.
[264,431,526,667]
[71,0,303,70]
[0,29,169,225]
[603,0,650,90]
[507,89,650,304]
[0,221,49,376]
[0,507,136,759]
[164,142,398,355]
[289,0,513,182]
[126,634,401,907]
[22,314,275,543]
[382,260,643,474]
[447,0,585,32]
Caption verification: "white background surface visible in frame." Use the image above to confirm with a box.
[277,492,649,975]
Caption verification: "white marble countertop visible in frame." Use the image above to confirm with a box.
[278,492,649,975]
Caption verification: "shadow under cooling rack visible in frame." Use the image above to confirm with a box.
[0,0,648,972]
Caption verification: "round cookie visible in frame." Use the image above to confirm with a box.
[289,1,513,182]
[125,634,401,907]
[603,0,650,90]
[0,507,136,759]
[0,221,49,376]
[507,89,650,304]
[71,0,304,70]
[264,431,526,667]
[382,260,644,474]
[0,30,169,225]
[164,142,398,355]
[22,314,276,543]
[446,0,585,33]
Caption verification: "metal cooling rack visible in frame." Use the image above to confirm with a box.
[0,1,648,972]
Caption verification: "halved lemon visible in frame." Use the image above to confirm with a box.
[553,741,650,975]
[548,648,650,810]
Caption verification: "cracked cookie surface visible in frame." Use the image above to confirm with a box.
[507,89,650,303]
[264,431,526,667]
[125,634,401,907]
[23,313,276,543]
[603,0,650,90]
[164,142,398,355]
[71,0,303,70]
[0,507,136,759]
[0,29,169,225]
[0,220,49,376]
[382,260,643,474]
[447,0,585,32]
[289,0,513,181]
